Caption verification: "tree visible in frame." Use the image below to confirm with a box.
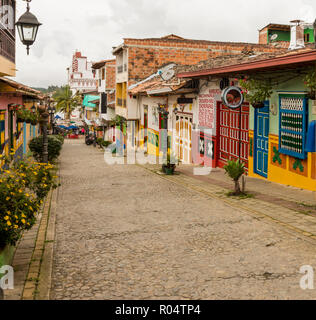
[224,159,245,195]
[53,85,81,120]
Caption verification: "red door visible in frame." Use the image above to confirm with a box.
[218,103,249,169]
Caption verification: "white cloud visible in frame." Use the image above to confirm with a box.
[14,0,316,88]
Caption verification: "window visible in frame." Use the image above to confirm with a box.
[279,94,308,159]
[304,33,310,43]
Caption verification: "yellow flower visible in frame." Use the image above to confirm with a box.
[19,189,23,193]
[14,225,18,229]
[7,211,11,215]
[6,197,10,201]
[25,193,30,197]
[21,214,26,218]
[14,215,18,219]
[21,219,26,224]
[4,216,9,221]
[29,207,34,212]
[7,221,11,226]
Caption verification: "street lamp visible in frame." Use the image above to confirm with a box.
[31,103,36,114]
[15,0,42,55]
[48,104,56,134]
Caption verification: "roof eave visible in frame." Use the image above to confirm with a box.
[177,50,316,78]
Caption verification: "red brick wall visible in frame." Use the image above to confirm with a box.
[105,61,116,90]
[125,38,280,84]
[259,28,268,44]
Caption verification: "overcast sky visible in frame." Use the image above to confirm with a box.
[15,0,316,88]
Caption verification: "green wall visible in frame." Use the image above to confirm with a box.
[268,29,291,43]
[249,75,316,134]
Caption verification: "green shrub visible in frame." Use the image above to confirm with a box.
[96,138,103,146]
[29,136,63,162]
[49,134,64,145]
[0,159,58,247]
[224,159,245,195]
[102,141,111,148]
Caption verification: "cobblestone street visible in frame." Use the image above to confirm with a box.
[50,140,316,300]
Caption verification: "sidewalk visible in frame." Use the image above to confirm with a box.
[141,163,316,242]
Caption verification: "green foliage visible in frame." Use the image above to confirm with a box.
[303,69,316,99]
[110,115,126,127]
[16,107,39,125]
[224,159,245,181]
[51,134,64,145]
[29,136,63,162]
[0,160,58,247]
[239,78,273,105]
[53,85,81,120]
[224,159,245,195]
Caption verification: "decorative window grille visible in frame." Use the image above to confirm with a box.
[279,94,308,159]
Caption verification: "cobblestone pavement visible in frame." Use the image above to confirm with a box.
[51,140,316,300]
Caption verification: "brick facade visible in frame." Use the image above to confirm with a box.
[123,36,281,85]
[105,60,116,90]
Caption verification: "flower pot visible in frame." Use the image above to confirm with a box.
[251,102,265,109]
[162,164,176,175]
[17,118,25,123]
[25,119,31,124]
[30,120,37,126]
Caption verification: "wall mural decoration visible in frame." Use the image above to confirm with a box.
[272,146,282,165]
[293,158,304,173]
[198,89,221,130]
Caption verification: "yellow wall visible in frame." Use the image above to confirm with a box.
[0,55,16,77]
[249,130,316,191]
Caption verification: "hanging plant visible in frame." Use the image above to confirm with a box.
[239,78,273,108]
[303,69,316,100]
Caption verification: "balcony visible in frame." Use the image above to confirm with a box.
[0,29,15,63]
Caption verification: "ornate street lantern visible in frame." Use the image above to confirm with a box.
[16,0,42,55]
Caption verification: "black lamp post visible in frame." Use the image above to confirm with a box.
[48,104,56,134]
[15,0,42,55]
[38,100,49,163]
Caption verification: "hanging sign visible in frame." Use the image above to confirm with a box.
[221,86,244,109]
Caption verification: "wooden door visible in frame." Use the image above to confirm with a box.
[175,114,192,164]
[254,102,269,178]
[219,103,249,169]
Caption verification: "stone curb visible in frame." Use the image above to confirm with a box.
[21,189,53,300]
[139,165,316,245]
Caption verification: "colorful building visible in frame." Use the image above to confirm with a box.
[111,34,281,154]
[178,47,316,191]
[91,59,116,142]
[67,51,98,95]
[0,77,42,166]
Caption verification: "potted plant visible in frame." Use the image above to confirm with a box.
[16,109,26,123]
[239,78,273,108]
[162,153,178,175]
[303,69,316,100]
[30,113,38,126]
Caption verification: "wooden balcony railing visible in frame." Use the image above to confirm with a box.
[0,29,15,63]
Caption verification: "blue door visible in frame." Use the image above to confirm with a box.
[254,101,270,178]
